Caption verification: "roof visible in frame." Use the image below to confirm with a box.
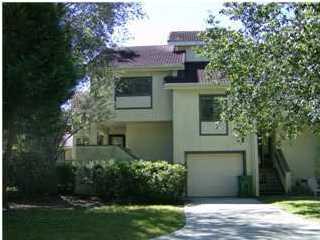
[111,45,185,69]
[168,31,202,42]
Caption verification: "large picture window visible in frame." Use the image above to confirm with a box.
[116,77,152,97]
[115,77,152,109]
[199,95,228,135]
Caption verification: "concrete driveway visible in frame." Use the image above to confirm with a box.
[154,198,320,240]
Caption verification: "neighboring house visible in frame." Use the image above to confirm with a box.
[72,31,319,197]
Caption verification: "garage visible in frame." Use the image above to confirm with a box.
[187,152,244,197]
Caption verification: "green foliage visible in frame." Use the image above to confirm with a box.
[56,163,76,194]
[4,3,80,162]
[62,3,144,143]
[198,3,320,140]
[73,160,186,203]
[62,3,144,64]
[261,196,320,220]
[8,152,57,196]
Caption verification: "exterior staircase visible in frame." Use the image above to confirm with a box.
[259,167,284,195]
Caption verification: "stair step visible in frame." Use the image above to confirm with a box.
[259,167,284,194]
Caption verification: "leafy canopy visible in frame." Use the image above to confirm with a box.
[198,3,320,140]
[4,3,80,157]
[62,3,144,140]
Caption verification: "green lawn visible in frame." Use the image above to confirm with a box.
[4,205,185,240]
[260,196,320,221]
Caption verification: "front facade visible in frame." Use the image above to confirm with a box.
[72,31,319,197]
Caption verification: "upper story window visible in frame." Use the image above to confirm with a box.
[199,95,228,135]
[115,77,152,109]
[116,77,152,97]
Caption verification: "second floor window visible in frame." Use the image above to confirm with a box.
[116,77,152,97]
[199,95,228,135]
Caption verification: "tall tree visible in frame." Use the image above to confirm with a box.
[4,2,143,158]
[59,3,143,147]
[4,3,79,158]
[3,3,79,207]
[198,3,320,141]
[3,3,144,204]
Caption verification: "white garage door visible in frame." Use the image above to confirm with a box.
[187,153,243,197]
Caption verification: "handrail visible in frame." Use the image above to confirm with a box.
[276,149,290,172]
[274,148,291,193]
[119,146,141,160]
[74,145,137,162]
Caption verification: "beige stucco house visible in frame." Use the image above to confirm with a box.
[72,31,319,197]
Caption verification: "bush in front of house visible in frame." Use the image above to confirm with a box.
[8,152,58,196]
[56,163,76,194]
[73,160,186,203]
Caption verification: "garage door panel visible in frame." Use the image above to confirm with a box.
[187,153,243,197]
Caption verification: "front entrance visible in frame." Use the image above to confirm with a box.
[109,134,126,148]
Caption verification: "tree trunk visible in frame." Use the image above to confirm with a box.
[3,117,16,210]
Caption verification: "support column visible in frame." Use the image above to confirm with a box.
[89,123,98,145]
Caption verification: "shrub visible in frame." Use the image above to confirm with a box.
[8,152,57,196]
[56,163,76,194]
[74,160,186,203]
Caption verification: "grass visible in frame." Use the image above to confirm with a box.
[4,205,185,240]
[260,196,320,221]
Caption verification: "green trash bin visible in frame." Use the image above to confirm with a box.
[238,175,253,197]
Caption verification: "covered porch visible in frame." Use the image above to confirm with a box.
[73,121,173,162]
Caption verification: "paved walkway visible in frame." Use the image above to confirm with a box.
[154,198,320,240]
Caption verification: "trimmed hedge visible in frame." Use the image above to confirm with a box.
[64,160,186,203]
[8,152,58,196]
[56,163,76,194]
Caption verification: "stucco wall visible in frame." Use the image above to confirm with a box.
[282,130,320,182]
[64,148,73,160]
[126,122,173,162]
[75,145,135,161]
[172,88,259,195]
[185,47,208,62]
[113,71,173,122]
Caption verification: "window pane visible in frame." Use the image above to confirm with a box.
[200,95,224,122]
[116,77,152,97]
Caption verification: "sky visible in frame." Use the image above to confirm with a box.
[122,0,230,46]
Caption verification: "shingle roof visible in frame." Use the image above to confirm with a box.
[168,31,202,42]
[111,45,185,68]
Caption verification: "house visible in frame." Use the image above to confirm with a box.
[72,31,319,197]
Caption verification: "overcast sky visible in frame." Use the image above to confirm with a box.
[122,0,229,46]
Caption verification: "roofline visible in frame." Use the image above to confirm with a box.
[167,41,204,46]
[114,64,185,72]
[164,82,229,90]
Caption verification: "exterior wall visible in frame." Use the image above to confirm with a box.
[282,130,320,182]
[185,47,208,62]
[75,145,135,161]
[113,71,173,122]
[172,88,259,195]
[174,46,208,62]
[64,148,72,160]
[126,122,173,162]
[116,96,151,109]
